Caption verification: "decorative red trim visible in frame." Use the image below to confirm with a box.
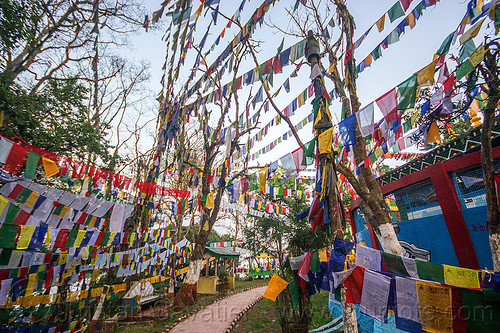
[366,222,380,250]
[430,163,479,269]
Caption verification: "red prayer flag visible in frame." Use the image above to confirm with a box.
[3,143,27,174]
[53,229,69,249]
[7,184,24,200]
[345,266,365,304]
[13,209,30,225]
[376,88,398,123]
[401,0,413,11]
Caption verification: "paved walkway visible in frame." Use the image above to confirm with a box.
[169,286,267,333]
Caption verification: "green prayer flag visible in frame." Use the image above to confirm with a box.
[0,249,12,265]
[369,153,377,164]
[436,31,455,56]
[15,188,32,204]
[388,2,405,23]
[381,252,407,276]
[172,7,191,25]
[416,260,445,284]
[372,45,382,60]
[52,204,64,216]
[65,229,78,248]
[302,138,316,166]
[403,120,412,133]
[458,39,476,62]
[456,59,475,80]
[311,251,321,273]
[397,74,418,111]
[4,204,20,225]
[461,289,500,331]
[0,224,19,248]
[289,277,300,308]
[9,268,19,278]
[267,68,274,87]
[25,151,40,179]
[100,232,110,246]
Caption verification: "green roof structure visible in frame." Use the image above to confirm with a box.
[204,247,240,259]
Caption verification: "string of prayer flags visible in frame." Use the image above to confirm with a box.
[263,273,288,301]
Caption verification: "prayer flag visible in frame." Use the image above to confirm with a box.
[443,265,480,289]
[376,15,386,32]
[416,281,453,333]
[356,244,382,271]
[360,270,391,322]
[395,277,422,332]
[376,88,398,122]
[263,273,288,302]
[356,102,374,137]
[42,157,59,178]
[417,61,436,87]
[388,2,405,22]
[25,151,40,179]
[338,115,356,146]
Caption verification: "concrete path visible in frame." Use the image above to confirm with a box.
[169,286,267,333]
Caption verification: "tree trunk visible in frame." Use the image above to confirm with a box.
[481,90,500,270]
[173,147,230,309]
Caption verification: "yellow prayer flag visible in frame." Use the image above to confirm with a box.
[328,62,336,73]
[319,248,328,262]
[364,54,373,67]
[443,265,480,289]
[459,17,485,45]
[42,157,59,178]
[202,220,209,231]
[469,44,485,67]
[318,127,333,154]
[263,273,289,302]
[0,110,4,127]
[426,121,442,145]
[25,192,40,207]
[108,232,116,246]
[298,92,305,108]
[206,192,215,209]
[91,270,100,282]
[44,227,52,247]
[0,195,9,217]
[74,230,86,248]
[258,167,267,192]
[59,205,70,218]
[375,146,383,159]
[17,225,35,250]
[416,281,453,333]
[60,253,68,265]
[406,13,416,29]
[376,15,385,32]
[417,61,437,87]
[25,273,37,297]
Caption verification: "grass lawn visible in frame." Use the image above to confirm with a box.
[234,288,332,333]
[110,279,267,333]
[233,298,281,333]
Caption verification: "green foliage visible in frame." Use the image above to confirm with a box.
[0,0,40,50]
[0,78,113,162]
